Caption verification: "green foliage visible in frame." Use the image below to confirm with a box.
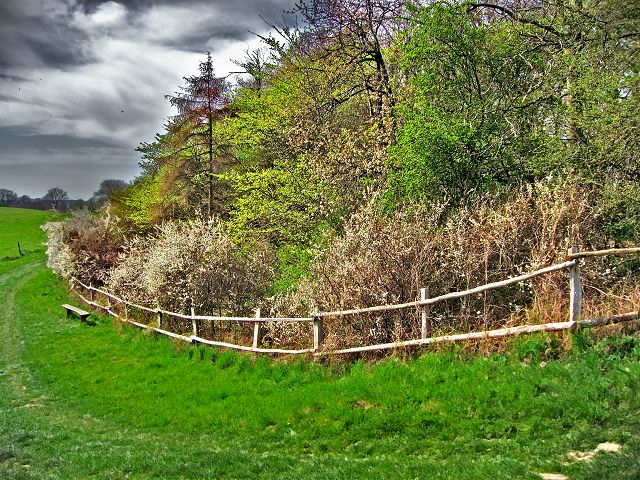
[272,244,314,294]
[387,0,640,209]
[597,181,640,242]
[387,2,548,206]
[110,174,161,233]
[222,159,340,247]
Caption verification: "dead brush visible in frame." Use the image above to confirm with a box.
[272,180,639,353]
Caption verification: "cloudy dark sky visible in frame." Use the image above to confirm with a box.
[0,0,293,199]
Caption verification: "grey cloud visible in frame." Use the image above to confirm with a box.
[0,0,295,198]
[0,127,120,151]
[0,1,92,69]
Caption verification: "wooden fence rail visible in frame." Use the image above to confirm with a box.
[71,246,640,356]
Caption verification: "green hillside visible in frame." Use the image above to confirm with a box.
[0,207,53,258]
[0,207,639,479]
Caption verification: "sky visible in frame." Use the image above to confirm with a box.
[0,0,294,199]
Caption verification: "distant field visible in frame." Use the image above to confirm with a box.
[0,207,54,258]
[1,207,639,479]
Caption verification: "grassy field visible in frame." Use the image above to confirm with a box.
[1,206,639,479]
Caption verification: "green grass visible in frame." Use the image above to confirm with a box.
[1,206,640,478]
[0,207,55,257]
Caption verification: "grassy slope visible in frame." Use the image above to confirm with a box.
[1,206,639,479]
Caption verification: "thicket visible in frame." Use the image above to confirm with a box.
[108,218,273,316]
[44,0,640,350]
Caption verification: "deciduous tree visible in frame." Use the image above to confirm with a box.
[0,189,17,206]
[43,187,68,211]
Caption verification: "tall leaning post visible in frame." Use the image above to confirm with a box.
[313,313,324,352]
[568,246,583,326]
[420,287,431,339]
[253,308,261,349]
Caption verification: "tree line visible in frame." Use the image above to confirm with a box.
[0,180,128,211]
[43,0,640,347]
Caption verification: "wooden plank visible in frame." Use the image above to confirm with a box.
[76,279,312,323]
[420,288,431,339]
[160,310,311,323]
[152,327,192,343]
[568,247,582,324]
[190,306,198,336]
[77,280,157,314]
[313,315,323,351]
[567,246,640,259]
[317,260,576,318]
[581,311,640,327]
[317,321,576,356]
[191,336,315,355]
[253,308,261,349]
[62,304,90,316]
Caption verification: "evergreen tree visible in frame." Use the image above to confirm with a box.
[166,52,231,217]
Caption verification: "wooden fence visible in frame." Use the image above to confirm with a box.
[72,246,640,356]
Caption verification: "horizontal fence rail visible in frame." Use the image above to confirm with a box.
[315,260,577,318]
[70,246,640,356]
[566,247,640,259]
[76,280,312,322]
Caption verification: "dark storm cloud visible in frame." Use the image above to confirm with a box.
[0,127,119,151]
[0,1,92,69]
[0,0,293,68]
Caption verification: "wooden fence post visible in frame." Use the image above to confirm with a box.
[253,308,261,349]
[123,302,128,319]
[421,287,431,339]
[313,314,324,351]
[568,246,582,324]
[156,306,162,328]
[191,305,198,337]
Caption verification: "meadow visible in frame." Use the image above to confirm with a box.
[0,206,639,479]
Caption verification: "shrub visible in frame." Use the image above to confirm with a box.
[108,217,274,317]
[42,210,121,285]
[67,227,123,286]
[274,180,633,350]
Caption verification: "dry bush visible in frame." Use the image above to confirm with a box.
[43,210,121,285]
[67,229,123,286]
[274,181,633,350]
[108,218,274,325]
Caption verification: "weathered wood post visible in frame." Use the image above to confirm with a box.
[313,313,324,352]
[17,241,24,257]
[568,246,583,325]
[123,302,128,319]
[420,287,431,339]
[190,305,198,337]
[89,283,95,302]
[252,308,261,349]
[156,305,162,328]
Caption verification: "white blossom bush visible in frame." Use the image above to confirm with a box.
[42,210,98,281]
[108,217,274,316]
[42,221,75,280]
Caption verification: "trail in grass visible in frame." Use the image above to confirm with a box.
[0,260,46,407]
[0,258,258,479]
